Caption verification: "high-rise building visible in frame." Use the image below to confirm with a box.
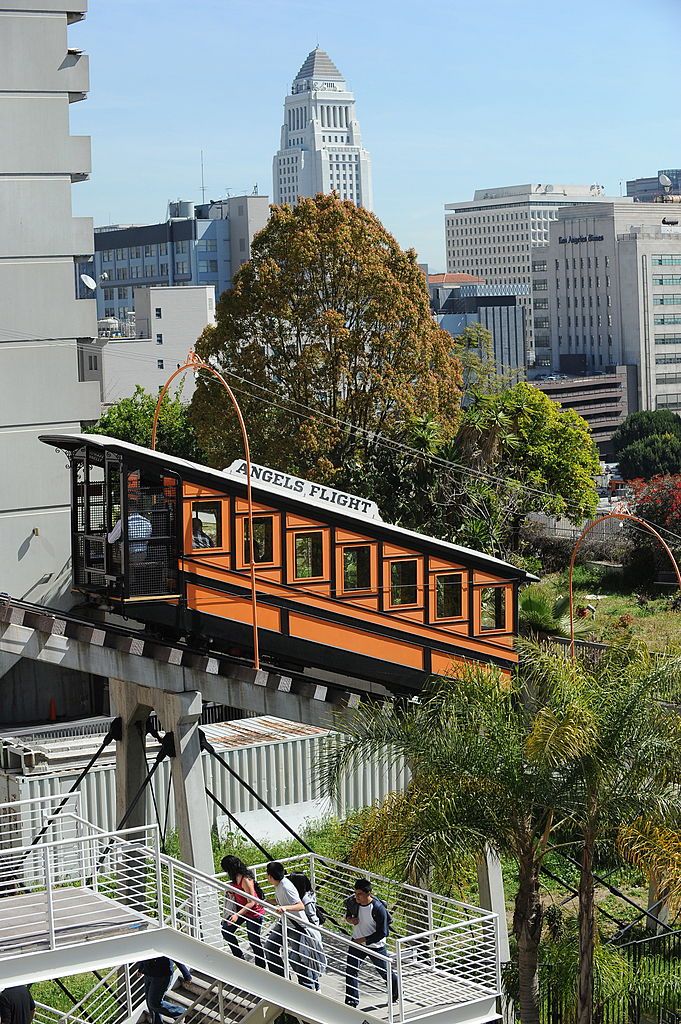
[0,0,100,614]
[272,47,372,210]
[93,194,269,323]
[444,184,628,369]
[546,200,681,414]
[627,169,681,204]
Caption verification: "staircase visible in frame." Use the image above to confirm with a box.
[2,795,501,1024]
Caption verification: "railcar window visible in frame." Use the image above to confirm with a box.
[390,559,418,606]
[481,587,506,630]
[191,500,221,549]
[295,532,323,579]
[244,516,274,563]
[435,574,463,618]
[343,545,371,590]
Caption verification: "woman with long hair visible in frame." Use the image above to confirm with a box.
[221,855,266,969]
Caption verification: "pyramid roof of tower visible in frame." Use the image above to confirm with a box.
[294,47,344,82]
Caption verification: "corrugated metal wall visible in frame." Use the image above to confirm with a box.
[9,735,409,841]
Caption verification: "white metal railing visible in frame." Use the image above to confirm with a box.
[34,963,146,1024]
[1,798,500,1022]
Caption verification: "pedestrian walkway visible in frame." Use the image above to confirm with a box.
[0,795,501,1024]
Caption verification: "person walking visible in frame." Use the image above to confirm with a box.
[136,958,186,1024]
[221,855,266,969]
[263,861,315,988]
[289,873,327,992]
[344,879,398,1009]
[0,986,35,1024]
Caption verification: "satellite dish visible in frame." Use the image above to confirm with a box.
[80,274,97,291]
[660,173,672,191]
[545,184,554,193]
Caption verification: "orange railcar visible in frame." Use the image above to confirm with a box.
[41,434,536,693]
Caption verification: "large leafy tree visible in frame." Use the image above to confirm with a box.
[612,409,681,455]
[618,433,681,480]
[190,194,462,481]
[89,384,204,461]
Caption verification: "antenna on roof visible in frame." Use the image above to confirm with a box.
[200,150,206,203]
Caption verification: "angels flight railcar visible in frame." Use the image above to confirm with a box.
[40,433,536,693]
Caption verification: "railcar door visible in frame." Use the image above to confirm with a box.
[120,465,181,603]
[71,445,120,594]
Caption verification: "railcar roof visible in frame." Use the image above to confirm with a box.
[40,432,538,582]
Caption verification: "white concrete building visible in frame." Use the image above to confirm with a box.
[546,200,681,413]
[0,0,100,617]
[99,286,216,406]
[444,184,628,368]
[273,47,373,210]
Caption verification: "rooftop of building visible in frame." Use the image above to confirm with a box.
[294,46,343,82]
[428,272,484,285]
[445,184,630,210]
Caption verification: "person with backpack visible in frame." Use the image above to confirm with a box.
[288,873,328,991]
[264,861,317,989]
[344,878,398,1008]
[221,855,266,970]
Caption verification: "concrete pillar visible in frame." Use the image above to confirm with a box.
[155,689,214,876]
[110,677,153,832]
[477,846,511,963]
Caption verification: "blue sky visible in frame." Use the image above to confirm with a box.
[71,0,680,269]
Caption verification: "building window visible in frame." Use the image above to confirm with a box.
[116,268,128,280]
[129,246,141,259]
[239,237,246,253]
[145,244,155,257]
[175,261,188,275]
[532,261,547,272]
[160,242,168,255]
[104,306,115,317]
[342,546,372,591]
[157,359,164,370]
[102,250,113,262]
[155,307,162,319]
[244,516,274,563]
[160,263,168,275]
[435,573,463,619]
[534,280,548,291]
[176,240,187,254]
[115,248,127,260]
[294,532,324,579]
[198,238,217,252]
[145,264,155,277]
[103,288,113,300]
[191,500,221,548]
[480,587,506,631]
[654,294,681,306]
[199,260,218,273]
[156,333,163,345]
[389,559,418,607]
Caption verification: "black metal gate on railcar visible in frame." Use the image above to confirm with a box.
[71,445,181,603]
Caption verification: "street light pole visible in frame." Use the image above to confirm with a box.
[151,349,260,670]
[569,511,681,659]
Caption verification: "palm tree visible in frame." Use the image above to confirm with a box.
[519,588,593,640]
[321,653,596,1024]
[524,640,681,1024]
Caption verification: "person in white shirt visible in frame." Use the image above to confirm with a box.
[263,861,316,989]
[107,502,152,563]
[345,878,398,1008]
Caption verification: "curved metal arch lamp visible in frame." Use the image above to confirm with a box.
[569,511,681,659]
[151,349,260,670]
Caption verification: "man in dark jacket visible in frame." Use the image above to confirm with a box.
[136,958,189,1024]
[0,986,35,1024]
[344,879,398,1008]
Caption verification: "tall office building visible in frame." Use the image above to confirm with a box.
[273,47,373,210]
[546,201,681,414]
[93,194,269,323]
[627,169,681,203]
[444,184,627,368]
[0,0,100,612]
[0,0,102,718]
